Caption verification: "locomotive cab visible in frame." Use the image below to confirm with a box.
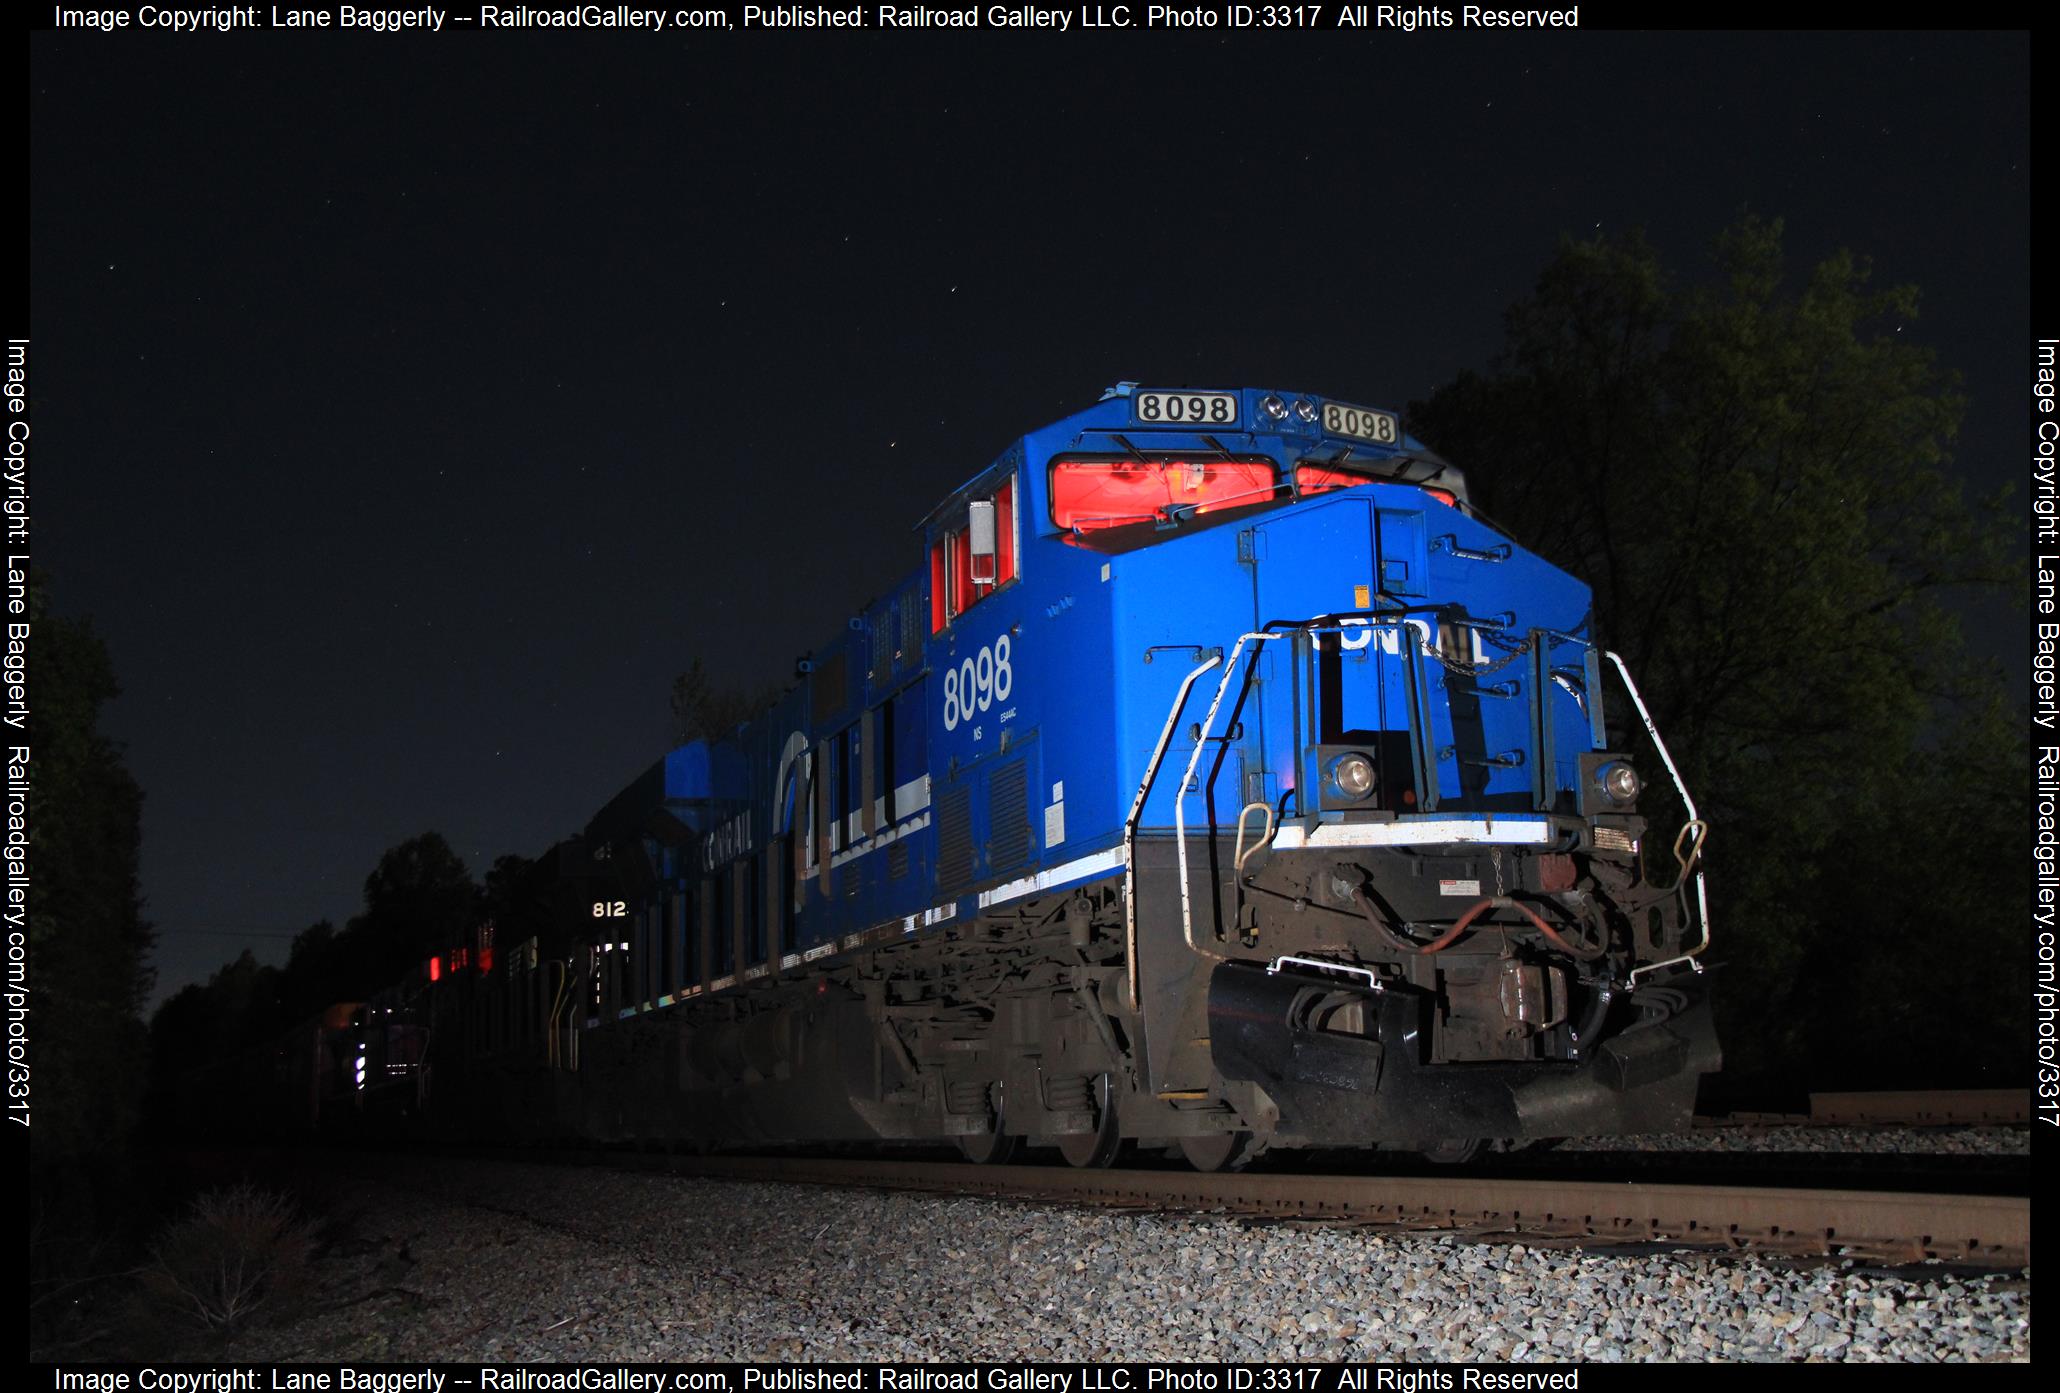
[1054,386,1717,1151]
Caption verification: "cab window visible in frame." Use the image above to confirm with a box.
[1295,465,1457,508]
[930,475,1016,632]
[1049,457,1278,533]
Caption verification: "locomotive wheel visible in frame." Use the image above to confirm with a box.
[1057,1073,1126,1169]
[1419,1138,1482,1165]
[1177,1130,1256,1173]
[957,1125,1022,1165]
[955,1084,1022,1165]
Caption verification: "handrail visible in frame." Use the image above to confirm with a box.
[1604,651,1712,985]
[1174,632,1292,963]
[1123,649,1222,1011]
[546,960,572,1072]
[1233,801,1276,879]
[1130,633,1708,994]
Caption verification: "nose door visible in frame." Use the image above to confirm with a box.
[1252,498,1448,814]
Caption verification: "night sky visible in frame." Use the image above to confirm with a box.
[28,22,2029,1006]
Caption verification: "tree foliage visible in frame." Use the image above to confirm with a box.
[354,831,477,984]
[1408,217,2023,1087]
[149,835,479,1110]
[29,580,155,1164]
[669,657,783,745]
[148,950,282,1076]
[482,847,586,960]
[27,582,161,1350]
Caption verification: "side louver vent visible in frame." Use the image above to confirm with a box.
[937,783,975,894]
[871,609,893,679]
[899,599,922,670]
[989,758,1031,873]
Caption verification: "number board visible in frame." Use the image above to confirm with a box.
[1321,401,1401,445]
[1134,390,1238,427]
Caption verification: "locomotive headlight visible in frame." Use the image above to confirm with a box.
[1294,398,1319,423]
[1328,751,1378,802]
[1597,760,1640,804]
[1260,394,1288,421]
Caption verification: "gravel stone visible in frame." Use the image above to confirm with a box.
[102,1153,2033,1364]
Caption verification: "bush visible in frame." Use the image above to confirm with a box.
[139,1184,317,1332]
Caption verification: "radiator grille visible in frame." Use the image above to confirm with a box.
[871,610,893,680]
[988,758,1031,873]
[899,596,923,670]
[937,783,974,894]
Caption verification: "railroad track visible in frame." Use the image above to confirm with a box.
[1699,1088,2030,1128]
[666,1153,2031,1270]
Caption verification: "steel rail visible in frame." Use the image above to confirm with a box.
[667,1155,2029,1269]
[1700,1089,2032,1129]
[1807,1089,2030,1127]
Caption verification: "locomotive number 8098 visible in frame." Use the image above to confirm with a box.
[408,383,1718,1170]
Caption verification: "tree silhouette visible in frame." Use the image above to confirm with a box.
[29,579,155,1163]
[30,586,156,1343]
[348,832,478,987]
[669,657,784,745]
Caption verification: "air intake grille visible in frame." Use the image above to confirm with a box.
[937,783,974,894]
[871,610,893,680]
[900,599,923,669]
[989,758,1031,873]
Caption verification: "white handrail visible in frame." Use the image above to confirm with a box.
[1173,633,1291,961]
[1124,650,1222,1010]
[1605,651,1713,985]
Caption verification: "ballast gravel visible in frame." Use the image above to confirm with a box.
[160,1147,2027,1365]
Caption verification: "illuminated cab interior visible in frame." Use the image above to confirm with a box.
[931,474,1019,632]
[1049,457,1459,550]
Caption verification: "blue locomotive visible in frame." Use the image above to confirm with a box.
[434,385,1719,1168]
